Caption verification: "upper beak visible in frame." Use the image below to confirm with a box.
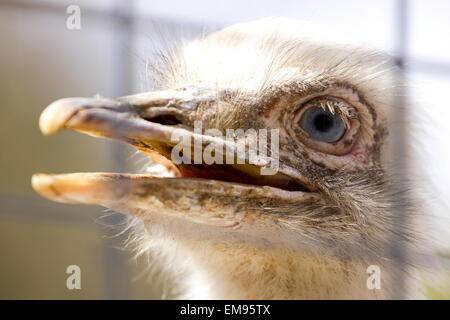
[38,89,254,167]
[40,90,196,145]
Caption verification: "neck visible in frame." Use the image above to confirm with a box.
[170,241,390,299]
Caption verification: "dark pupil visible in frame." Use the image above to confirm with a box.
[314,114,334,132]
[299,106,346,143]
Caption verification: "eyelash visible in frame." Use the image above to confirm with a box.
[298,97,357,129]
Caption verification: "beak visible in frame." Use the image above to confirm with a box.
[37,88,256,167]
[39,90,198,138]
[41,90,198,149]
[39,91,191,172]
[32,88,316,229]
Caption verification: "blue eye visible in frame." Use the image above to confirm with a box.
[299,106,346,143]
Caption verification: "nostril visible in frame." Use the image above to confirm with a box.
[144,114,182,126]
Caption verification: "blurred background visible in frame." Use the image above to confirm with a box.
[0,0,449,299]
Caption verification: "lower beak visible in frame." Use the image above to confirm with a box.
[31,172,312,229]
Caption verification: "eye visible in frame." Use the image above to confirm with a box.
[299,106,345,143]
[288,96,360,156]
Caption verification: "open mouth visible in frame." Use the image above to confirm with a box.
[32,90,317,217]
[174,163,311,192]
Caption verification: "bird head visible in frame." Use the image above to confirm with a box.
[32,18,401,259]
